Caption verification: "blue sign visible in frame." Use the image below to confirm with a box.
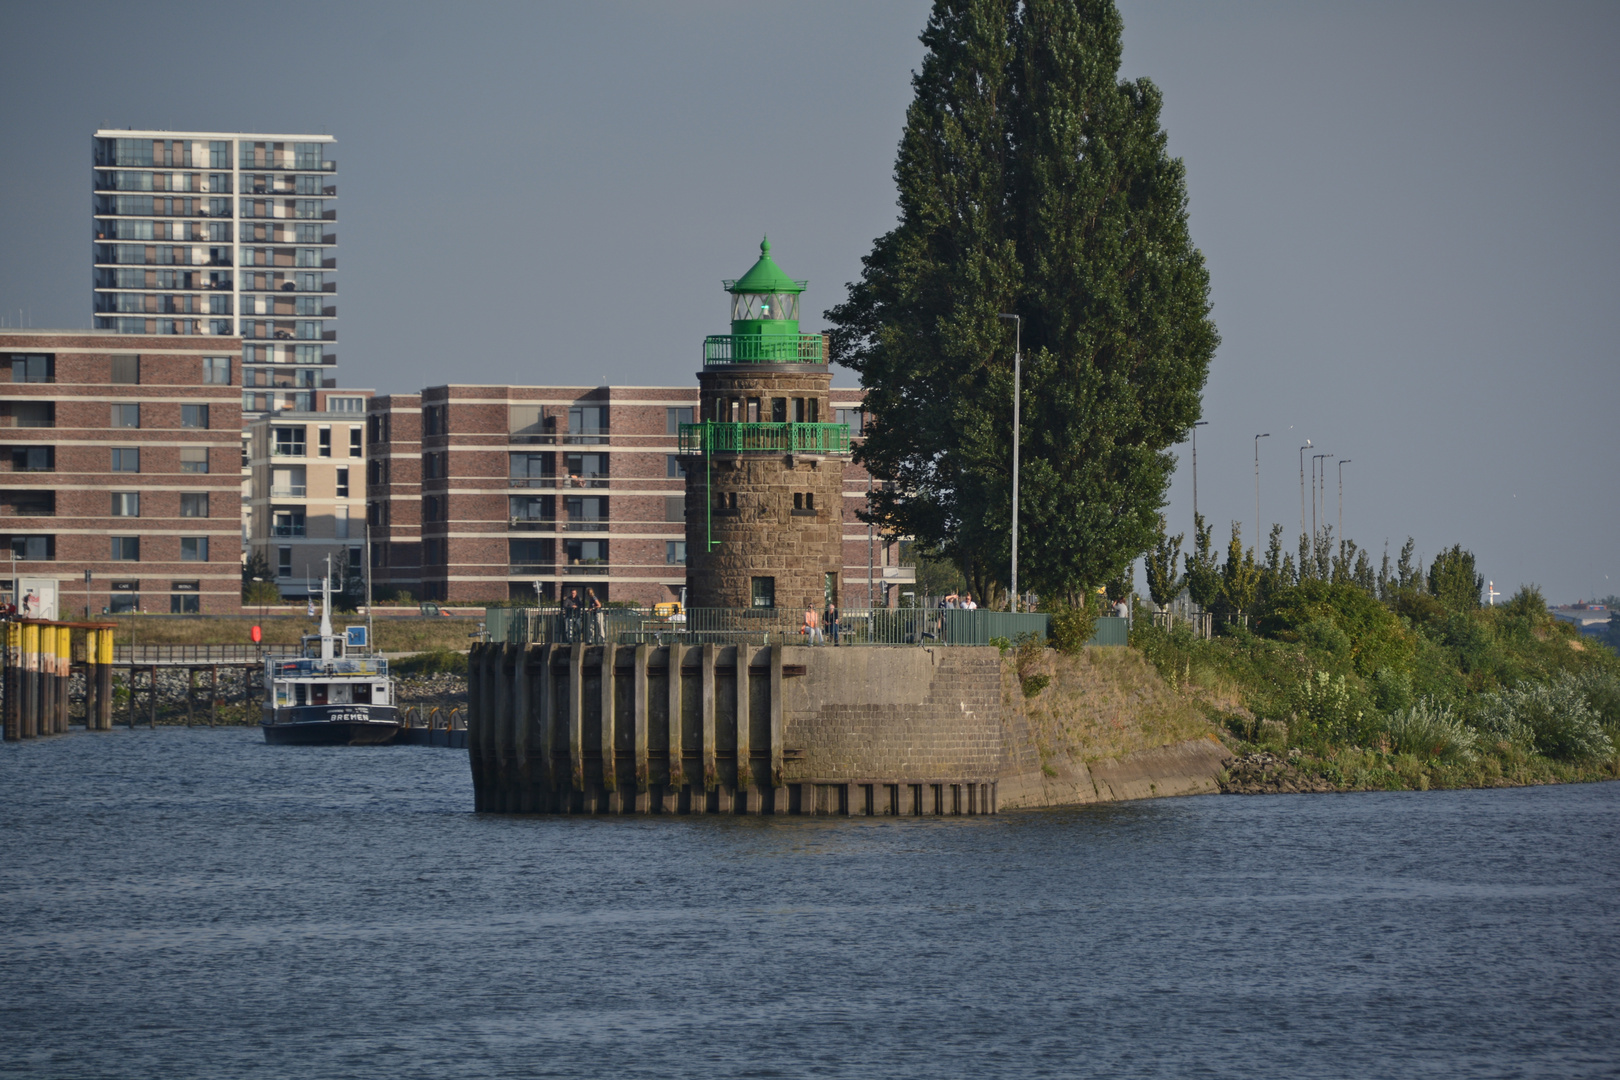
[345,626,368,649]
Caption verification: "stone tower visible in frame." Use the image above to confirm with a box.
[682,239,849,613]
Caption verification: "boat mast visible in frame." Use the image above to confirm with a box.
[319,554,334,661]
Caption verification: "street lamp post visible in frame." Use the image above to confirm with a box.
[1298,441,1312,542]
[1311,453,1330,540]
[1254,433,1270,550]
[1337,459,1352,544]
[997,313,1021,612]
[1190,421,1209,528]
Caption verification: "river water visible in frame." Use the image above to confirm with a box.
[2,728,1616,1079]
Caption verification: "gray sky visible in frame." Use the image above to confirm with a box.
[1,1,1615,603]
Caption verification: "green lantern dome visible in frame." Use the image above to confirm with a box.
[702,237,825,366]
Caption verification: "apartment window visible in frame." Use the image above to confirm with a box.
[509,538,552,568]
[564,453,607,484]
[666,541,687,565]
[563,539,606,567]
[180,493,209,518]
[10,447,52,472]
[110,448,140,472]
[509,452,552,485]
[180,537,208,561]
[111,356,140,384]
[209,141,229,169]
[751,577,776,609]
[565,496,606,531]
[367,415,381,444]
[271,466,306,497]
[170,593,200,614]
[348,428,362,457]
[318,427,332,457]
[111,536,140,561]
[509,495,553,523]
[665,496,685,522]
[747,398,761,423]
[567,405,606,442]
[5,402,54,428]
[111,404,140,429]
[335,467,349,498]
[665,406,694,434]
[272,426,306,457]
[7,355,53,383]
[181,404,209,429]
[666,455,686,478]
[836,408,863,435]
[179,447,209,474]
[111,492,140,517]
[109,590,139,614]
[422,495,440,523]
[422,405,446,436]
[334,506,349,540]
[6,535,53,560]
[278,546,292,577]
[348,547,362,573]
[771,397,787,423]
[272,509,306,537]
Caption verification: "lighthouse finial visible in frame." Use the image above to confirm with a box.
[761,235,770,256]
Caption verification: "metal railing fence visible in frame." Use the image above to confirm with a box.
[477,607,1129,649]
[678,421,850,456]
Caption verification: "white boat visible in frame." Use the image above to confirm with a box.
[259,562,398,746]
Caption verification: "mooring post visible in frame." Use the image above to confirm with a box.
[97,631,114,731]
[37,626,55,737]
[770,644,784,803]
[513,644,532,811]
[666,642,684,799]
[3,623,17,741]
[209,666,218,727]
[600,641,617,799]
[82,630,97,730]
[22,623,39,738]
[736,645,755,812]
[186,668,196,727]
[148,664,158,729]
[568,643,584,794]
[632,644,649,806]
[56,627,70,733]
[700,643,717,795]
[538,643,556,803]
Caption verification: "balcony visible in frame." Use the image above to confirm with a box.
[703,333,826,366]
[270,486,307,498]
[508,476,558,488]
[509,518,556,531]
[271,524,306,538]
[678,421,850,456]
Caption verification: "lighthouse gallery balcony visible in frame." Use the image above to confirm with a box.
[702,333,826,366]
[678,421,849,456]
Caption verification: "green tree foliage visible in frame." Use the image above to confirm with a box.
[826,0,1215,602]
[1183,512,1220,611]
[1257,580,1415,678]
[1220,522,1260,614]
[1144,514,1183,611]
[1428,544,1483,612]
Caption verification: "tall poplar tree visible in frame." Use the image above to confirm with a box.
[827,0,1216,603]
[824,0,1020,601]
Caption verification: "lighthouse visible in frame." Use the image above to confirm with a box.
[681,238,850,614]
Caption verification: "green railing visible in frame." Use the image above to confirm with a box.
[485,607,1129,649]
[678,421,850,456]
[703,333,825,365]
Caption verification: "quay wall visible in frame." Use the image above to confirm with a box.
[465,643,1227,816]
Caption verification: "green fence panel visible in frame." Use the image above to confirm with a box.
[1088,616,1129,646]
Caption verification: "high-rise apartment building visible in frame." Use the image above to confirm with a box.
[91,130,338,418]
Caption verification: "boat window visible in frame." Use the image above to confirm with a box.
[352,683,372,704]
[310,684,328,705]
[330,683,352,704]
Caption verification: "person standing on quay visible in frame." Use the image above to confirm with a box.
[824,598,840,645]
[562,588,582,644]
[586,588,605,644]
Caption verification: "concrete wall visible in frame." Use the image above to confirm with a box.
[467,643,1228,816]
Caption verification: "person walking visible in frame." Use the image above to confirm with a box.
[824,598,840,646]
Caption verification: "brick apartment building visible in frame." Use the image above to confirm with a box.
[363,384,915,607]
[0,330,243,615]
[245,388,371,598]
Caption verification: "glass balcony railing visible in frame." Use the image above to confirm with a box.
[703,333,826,365]
[678,421,850,456]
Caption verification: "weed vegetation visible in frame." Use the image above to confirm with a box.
[1129,571,1620,792]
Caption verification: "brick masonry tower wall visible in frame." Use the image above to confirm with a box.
[685,365,846,613]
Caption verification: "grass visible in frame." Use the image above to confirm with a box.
[1003,646,1218,771]
[104,614,483,653]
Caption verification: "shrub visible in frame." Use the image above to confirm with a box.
[1575,669,1620,734]
[1371,667,1414,715]
[1258,580,1413,677]
[1021,674,1050,698]
[1377,699,1477,762]
[1042,597,1099,656]
[1292,669,1360,744]
[1473,673,1614,760]
[392,649,468,677]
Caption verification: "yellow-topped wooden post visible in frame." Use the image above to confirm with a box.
[56,626,72,733]
[97,629,114,730]
[2,623,18,741]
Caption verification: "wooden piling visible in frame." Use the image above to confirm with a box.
[666,643,684,790]
[632,644,649,794]
[600,642,617,793]
[96,631,113,731]
[568,643,584,792]
[37,626,55,737]
[701,644,717,792]
[56,627,71,733]
[736,645,754,809]
[21,623,39,738]
[148,664,158,728]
